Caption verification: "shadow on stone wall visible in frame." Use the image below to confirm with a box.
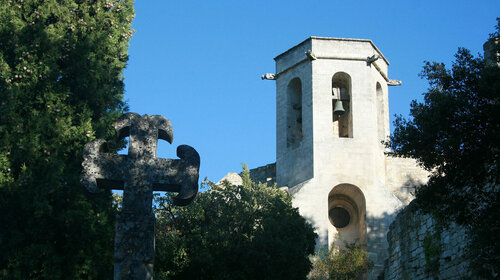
[301,213,328,252]
[392,175,426,206]
[365,212,396,279]
[380,201,471,280]
[301,211,397,279]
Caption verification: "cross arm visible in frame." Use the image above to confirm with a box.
[152,145,200,206]
[81,139,128,193]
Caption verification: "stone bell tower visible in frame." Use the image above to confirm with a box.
[265,37,428,277]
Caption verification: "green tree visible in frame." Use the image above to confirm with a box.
[309,243,373,280]
[0,1,134,279]
[153,167,317,280]
[388,19,499,277]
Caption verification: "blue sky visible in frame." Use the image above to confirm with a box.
[123,0,499,183]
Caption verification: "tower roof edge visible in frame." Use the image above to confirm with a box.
[274,37,390,65]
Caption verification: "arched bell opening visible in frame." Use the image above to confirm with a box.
[376,82,385,144]
[287,77,303,148]
[328,184,367,249]
[332,72,353,138]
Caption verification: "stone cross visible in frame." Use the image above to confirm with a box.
[81,113,200,280]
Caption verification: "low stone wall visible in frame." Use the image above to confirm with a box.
[382,202,472,280]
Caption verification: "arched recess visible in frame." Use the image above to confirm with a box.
[332,72,352,138]
[287,78,303,148]
[328,184,367,248]
[376,82,385,144]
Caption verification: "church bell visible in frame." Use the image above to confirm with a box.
[333,100,345,115]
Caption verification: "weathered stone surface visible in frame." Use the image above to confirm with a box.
[81,113,200,280]
[218,163,276,187]
[382,202,473,280]
[216,172,243,186]
[249,163,276,186]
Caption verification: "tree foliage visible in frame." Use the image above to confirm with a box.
[309,243,373,280]
[0,0,134,278]
[388,19,500,277]
[153,167,317,280]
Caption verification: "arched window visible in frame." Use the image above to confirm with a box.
[328,184,367,248]
[376,82,385,143]
[287,78,303,148]
[332,73,352,138]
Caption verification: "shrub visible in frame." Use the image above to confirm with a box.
[309,243,373,280]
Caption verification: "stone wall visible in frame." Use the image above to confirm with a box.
[249,163,276,186]
[217,163,276,187]
[383,202,472,280]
